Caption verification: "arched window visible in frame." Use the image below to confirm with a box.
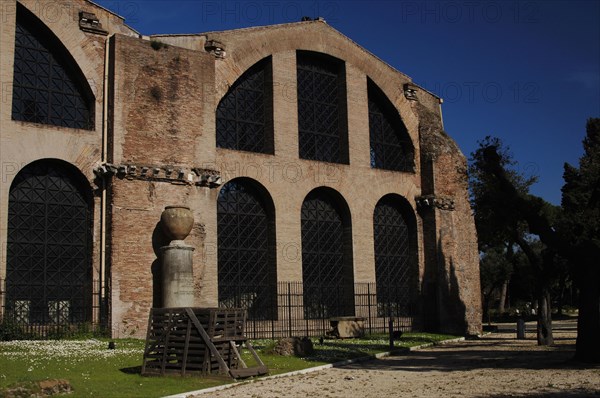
[297,51,348,164]
[301,188,354,318]
[216,57,273,153]
[11,4,94,129]
[368,79,414,172]
[373,194,417,316]
[217,179,276,319]
[6,160,93,326]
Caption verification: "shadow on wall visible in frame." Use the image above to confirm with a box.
[437,237,468,336]
[151,221,170,308]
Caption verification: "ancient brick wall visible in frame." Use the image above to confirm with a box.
[108,35,218,336]
[415,101,482,335]
[0,5,482,337]
[106,20,483,338]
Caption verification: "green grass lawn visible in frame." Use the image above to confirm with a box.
[0,333,456,398]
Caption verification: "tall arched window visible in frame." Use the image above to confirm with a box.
[6,160,93,326]
[297,51,348,164]
[216,57,273,153]
[11,4,94,129]
[217,178,276,319]
[368,79,413,172]
[301,188,354,318]
[373,194,417,316]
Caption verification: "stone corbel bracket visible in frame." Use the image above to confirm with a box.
[93,163,222,188]
[204,39,226,58]
[79,11,108,36]
[416,194,455,211]
[403,83,419,101]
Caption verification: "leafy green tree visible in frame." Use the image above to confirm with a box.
[470,136,559,345]
[475,120,600,359]
[561,118,600,362]
[469,137,537,251]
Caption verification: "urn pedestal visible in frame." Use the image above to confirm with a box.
[160,206,195,308]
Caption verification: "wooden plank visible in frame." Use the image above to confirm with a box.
[181,319,192,376]
[245,341,266,367]
[185,308,230,375]
[160,311,174,375]
[211,336,248,343]
[141,309,155,375]
[229,341,247,369]
[229,366,268,379]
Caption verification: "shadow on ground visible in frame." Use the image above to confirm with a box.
[120,366,142,375]
[477,390,600,398]
[340,340,591,372]
[342,320,597,373]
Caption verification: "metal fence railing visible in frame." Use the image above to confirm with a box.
[223,282,415,339]
[0,278,107,339]
[1,279,414,340]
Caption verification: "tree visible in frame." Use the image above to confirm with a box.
[469,138,538,317]
[469,137,537,251]
[561,118,600,362]
[476,119,600,360]
[470,136,559,345]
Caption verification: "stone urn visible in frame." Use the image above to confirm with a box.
[161,205,194,242]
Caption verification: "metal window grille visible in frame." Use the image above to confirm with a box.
[373,197,413,316]
[217,180,276,319]
[301,190,354,319]
[297,52,347,163]
[48,300,70,325]
[11,6,94,129]
[6,161,93,325]
[368,80,413,172]
[216,58,273,153]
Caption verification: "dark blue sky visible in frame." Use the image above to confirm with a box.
[95,0,600,205]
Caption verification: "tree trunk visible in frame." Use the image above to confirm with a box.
[556,274,566,316]
[514,236,554,345]
[498,279,509,313]
[482,292,492,325]
[574,262,600,363]
[536,289,553,345]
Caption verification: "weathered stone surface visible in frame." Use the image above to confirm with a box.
[273,337,314,357]
[413,101,482,336]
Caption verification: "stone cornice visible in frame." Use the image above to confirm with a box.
[93,163,222,187]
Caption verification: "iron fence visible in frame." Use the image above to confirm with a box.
[0,278,107,339]
[224,282,416,339]
[0,278,414,340]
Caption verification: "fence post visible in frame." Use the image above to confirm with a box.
[0,278,4,321]
[367,283,372,335]
[388,308,394,350]
[271,285,275,340]
[287,282,292,337]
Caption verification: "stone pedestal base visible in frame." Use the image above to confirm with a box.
[161,242,195,307]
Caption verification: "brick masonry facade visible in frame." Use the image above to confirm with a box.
[0,0,481,338]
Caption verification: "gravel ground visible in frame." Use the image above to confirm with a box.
[188,318,600,398]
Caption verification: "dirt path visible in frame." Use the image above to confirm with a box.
[191,319,600,398]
